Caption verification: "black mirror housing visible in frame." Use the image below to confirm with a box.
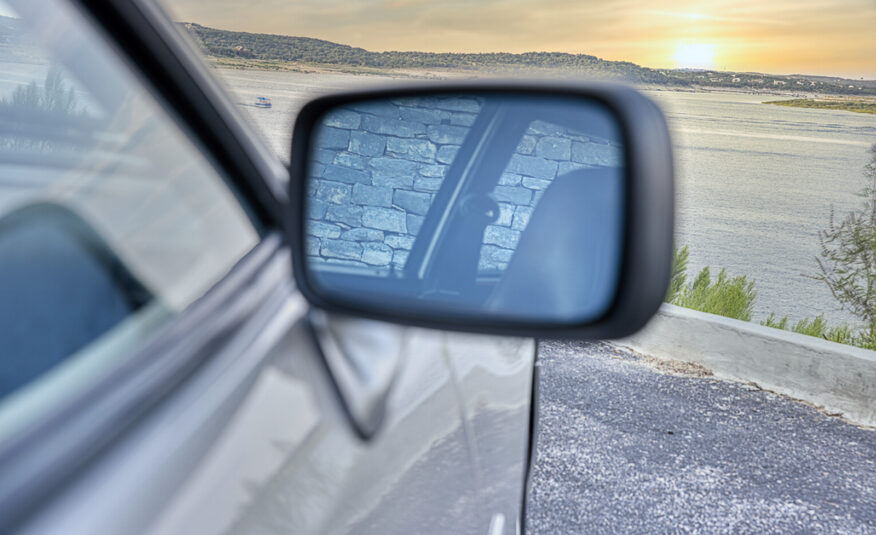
[288,81,674,339]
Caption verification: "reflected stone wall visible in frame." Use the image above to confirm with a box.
[306,96,481,270]
[305,97,622,272]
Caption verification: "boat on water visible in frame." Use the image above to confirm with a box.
[255,96,272,109]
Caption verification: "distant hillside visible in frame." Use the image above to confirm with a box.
[181,23,876,96]
[181,23,681,84]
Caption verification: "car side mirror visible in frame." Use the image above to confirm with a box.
[288,82,673,339]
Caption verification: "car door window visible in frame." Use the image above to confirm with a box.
[0,0,259,412]
[478,118,624,274]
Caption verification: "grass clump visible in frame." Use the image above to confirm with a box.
[666,246,757,321]
[673,267,757,321]
[761,313,858,346]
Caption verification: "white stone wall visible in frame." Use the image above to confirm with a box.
[618,304,876,427]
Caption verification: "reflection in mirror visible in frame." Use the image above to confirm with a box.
[304,93,625,324]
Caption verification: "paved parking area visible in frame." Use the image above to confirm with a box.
[525,340,876,534]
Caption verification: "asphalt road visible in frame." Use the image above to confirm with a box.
[525,340,876,534]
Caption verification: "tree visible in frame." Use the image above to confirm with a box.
[1,67,80,152]
[814,144,876,345]
[6,67,77,114]
[40,67,78,115]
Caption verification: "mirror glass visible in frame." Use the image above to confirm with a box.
[303,92,625,324]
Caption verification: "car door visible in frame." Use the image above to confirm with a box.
[0,1,534,535]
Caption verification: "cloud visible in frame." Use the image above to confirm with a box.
[644,10,789,25]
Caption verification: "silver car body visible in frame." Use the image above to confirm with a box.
[0,1,536,534]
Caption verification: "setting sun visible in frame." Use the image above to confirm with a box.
[672,43,717,70]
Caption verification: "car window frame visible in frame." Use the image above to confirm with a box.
[411,104,539,287]
[0,0,291,529]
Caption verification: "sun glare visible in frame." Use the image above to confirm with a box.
[673,43,717,70]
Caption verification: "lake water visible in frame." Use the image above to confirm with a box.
[3,61,874,326]
[215,69,876,326]
[649,89,875,325]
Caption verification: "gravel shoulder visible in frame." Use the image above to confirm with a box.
[525,340,876,534]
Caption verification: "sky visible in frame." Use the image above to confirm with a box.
[164,0,876,79]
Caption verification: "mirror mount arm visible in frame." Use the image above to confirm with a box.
[304,310,406,440]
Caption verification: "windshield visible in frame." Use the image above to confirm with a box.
[159,0,876,345]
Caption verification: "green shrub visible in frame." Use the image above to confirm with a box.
[762,313,860,347]
[671,265,757,321]
[761,313,789,330]
[666,245,689,304]
[792,315,831,338]
[666,246,756,321]
[822,324,856,346]
[668,245,870,349]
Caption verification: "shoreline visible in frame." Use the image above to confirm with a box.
[208,58,868,99]
[764,97,876,115]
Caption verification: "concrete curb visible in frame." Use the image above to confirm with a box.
[615,304,876,427]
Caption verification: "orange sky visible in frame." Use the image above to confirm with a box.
[165,0,876,79]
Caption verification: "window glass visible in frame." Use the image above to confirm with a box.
[0,0,259,413]
[478,119,623,273]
